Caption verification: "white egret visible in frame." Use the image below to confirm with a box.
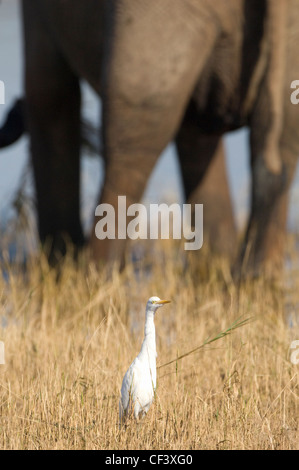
[119,296,171,422]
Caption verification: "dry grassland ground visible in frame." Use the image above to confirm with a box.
[0,240,298,450]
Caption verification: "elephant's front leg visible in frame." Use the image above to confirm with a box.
[90,0,219,264]
[23,1,84,264]
[176,102,237,258]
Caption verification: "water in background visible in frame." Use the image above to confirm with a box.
[0,0,299,262]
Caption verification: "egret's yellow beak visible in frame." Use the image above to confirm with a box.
[157,299,171,304]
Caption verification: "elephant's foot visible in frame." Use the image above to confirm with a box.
[232,222,286,282]
[89,235,127,273]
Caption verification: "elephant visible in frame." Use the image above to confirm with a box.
[21,0,236,265]
[94,0,299,277]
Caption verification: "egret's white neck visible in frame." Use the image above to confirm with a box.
[140,311,156,357]
[144,311,155,338]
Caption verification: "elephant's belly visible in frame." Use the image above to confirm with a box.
[191,87,248,135]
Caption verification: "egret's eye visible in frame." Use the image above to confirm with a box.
[151,300,155,304]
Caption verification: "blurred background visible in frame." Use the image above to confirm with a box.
[1,0,299,261]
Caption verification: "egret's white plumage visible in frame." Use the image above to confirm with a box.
[119,296,170,422]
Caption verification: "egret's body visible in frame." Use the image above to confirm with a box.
[119,297,170,422]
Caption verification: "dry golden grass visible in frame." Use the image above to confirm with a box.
[0,240,298,450]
